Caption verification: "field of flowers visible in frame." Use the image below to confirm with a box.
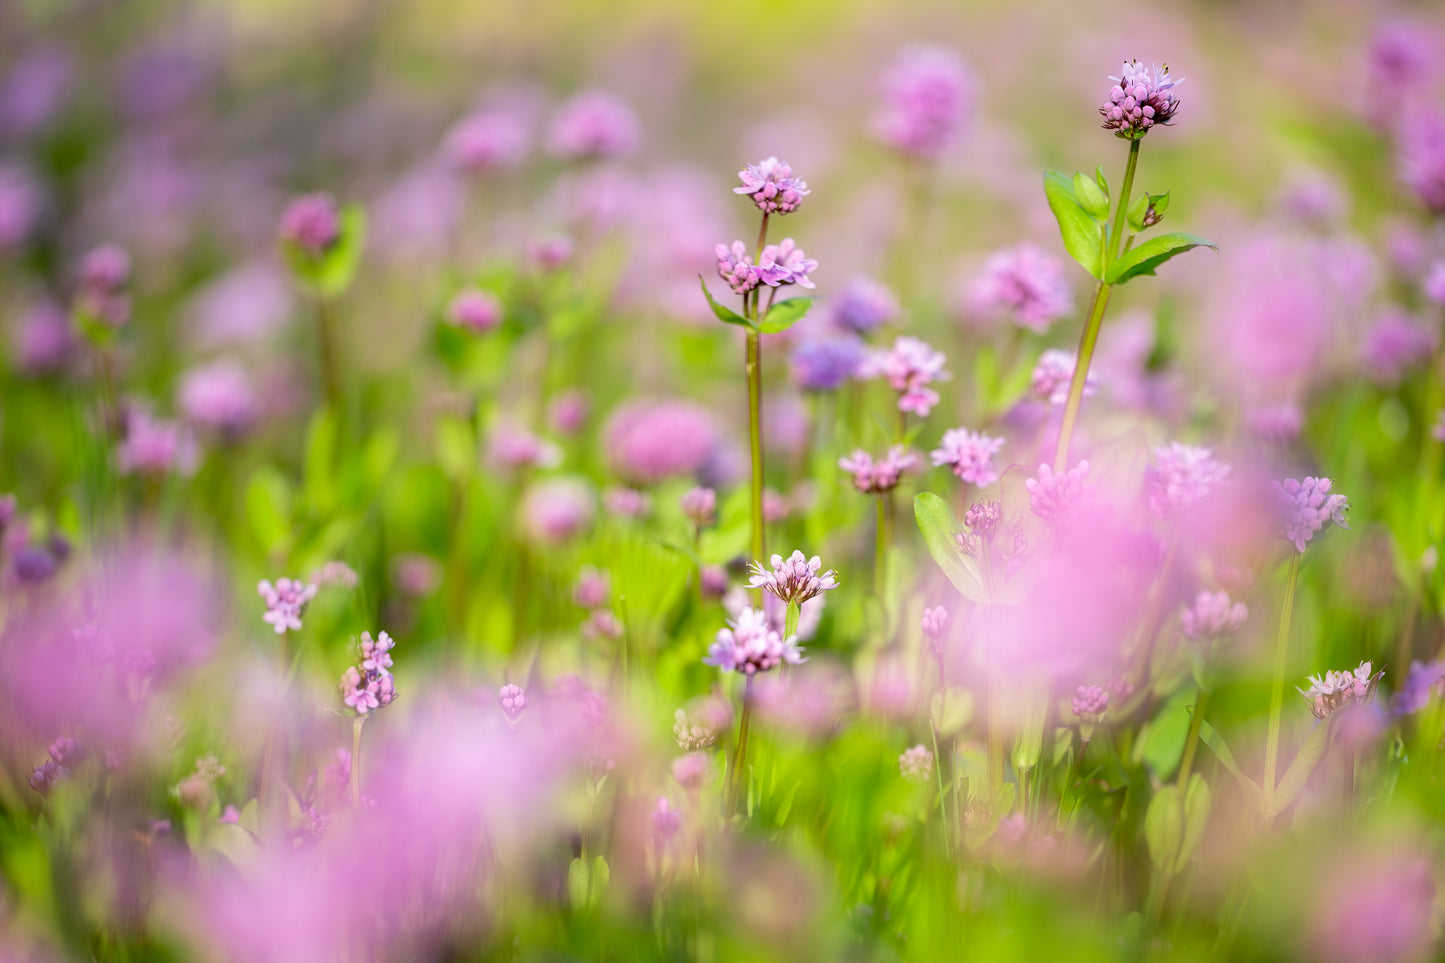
[3,1,1445,960]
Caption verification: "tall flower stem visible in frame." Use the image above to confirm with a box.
[316,295,341,412]
[874,494,889,596]
[746,329,765,586]
[727,677,755,816]
[350,715,367,808]
[784,600,801,640]
[1263,553,1301,799]
[930,718,953,856]
[1176,686,1210,791]
[1053,138,1141,472]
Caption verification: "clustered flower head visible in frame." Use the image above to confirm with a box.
[117,408,199,477]
[442,108,528,175]
[734,157,809,215]
[748,550,839,605]
[1031,349,1097,407]
[680,486,716,528]
[832,277,898,334]
[311,560,359,589]
[674,707,720,751]
[651,796,681,844]
[715,238,818,295]
[178,361,259,438]
[1275,476,1349,553]
[498,683,528,722]
[956,499,1004,556]
[1180,590,1248,640]
[546,90,640,160]
[257,576,319,635]
[29,759,67,797]
[75,244,131,327]
[931,428,1005,487]
[967,243,1072,333]
[1392,660,1445,717]
[1146,443,1231,519]
[446,289,503,334]
[339,631,398,716]
[277,193,341,256]
[1399,108,1445,215]
[703,607,806,675]
[1099,61,1183,137]
[1026,461,1090,522]
[859,336,949,417]
[920,605,950,641]
[898,744,934,783]
[838,446,919,493]
[791,333,866,392]
[874,46,974,159]
[1072,685,1109,722]
[1299,661,1384,720]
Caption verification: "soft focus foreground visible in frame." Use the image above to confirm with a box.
[2,1,1445,961]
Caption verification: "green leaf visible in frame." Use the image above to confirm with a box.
[1104,231,1216,285]
[1095,164,1109,199]
[1073,171,1109,220]
[1268,719,1332,817]
[568,857,589,907]
[1197,719,1264,816]
[434,416,475,483]
[1127,195,1149,233]
[1044,171,1105,280]
[303,409,339,514]
[1141,688,1194,780]
[316,205,368,298]
[245,468,292,555]
[698,275,753,328]
[913,492,988,603]
[1144,785,1183,871]
[758,296,815,334]
[1176,773,1211,874]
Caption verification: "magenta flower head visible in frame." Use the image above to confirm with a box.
[1031,349,1097,407]
[442,108,528,175]
[1025,461,1090,522]
[680,486,717,528]
[546,90,640,160]
[920,605,950,642]
[1299,661,1383,720]
[1145,442,1231,519]
[832,277,898,334]
[931,428,1005,487]
[1362,308,1436,383]
[651,796,682,845]
[757,238,818,289]
[445,288,503,334]
[520,476,596,544]
[1275,476,1349,552]
[874,46,974,159]
[1399,108,1445,214]
[277,193,341,257]
[716,240,760,295]
[257,576,319,635]
[604,399,718,485]
[28,758,67,796]
[339,630,397,716]
[734,157,809,215]
[1392,659,1445,717]
[703,607,805,675]
[75,243,132,328]
[1180,590,1247,640]
[748,550,839,605]
[791,333,865,392]
[1100,61,1183,138]
[529,235,574,272]
[1308,848,1437,963]
[116,408,199,477]
[898,744,934,783]
[966,243,1072,333]
[498,683,528,722]
[178,360,259,438]
[838,446,919,494]
[859,336,950,418]
[1071,684,1109,723]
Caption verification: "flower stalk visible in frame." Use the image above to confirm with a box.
[1264,553,1301,799]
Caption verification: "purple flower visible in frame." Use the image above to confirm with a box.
[716,240,761,295]
[1275,476,1349,553]
[1025,461,1090,522]
[604,399,718,484]
[359,630,395,673]
[277,193,341,256]
[1099,61,1183,138]
[1362,308,1436,383]
[734,157,809,215]
[898,744,934,782]
[1179,590,1247,640]
[1146,442,1231,518]
[529,235,574,272]
[671,752,711,790]
[520,477,596,543]
[967,243,1072,333]
[874,47,974,159]
[838,446,920,494]
[442,108,528,174]
[931,428,1005,487]
[117,408,199,477]
[757,238,817,289]
[1031,349,1097,407]
[747,550,839,605]
[651,796,682,844]
[546,90,639,160]
[48,736,85,767]
[704,607,805,675]
[446,289,503,333]
[574,567,610,608]
[257,577,319,635]
[680,487,717,528]
[1245,400,1304,444]
[1424,260,1445,305]
[0,163,42,249]
[1400,107,1445,215]
[75,244,132,328]
[488,422,561,471]
[339,631,398,717]
[1371,19,1440,93]
[920,605,950,641]
[28,759,67,796]
[957,499,1003,557]
[859,336,949,418]
[1299,661,1383,720]
[498,683,528,722]
[1391,660,1445,717]
[178,361,259,438]
[832,277,898,334]
[310,561,359,589]
[603,486,650,519]
[790,333,865,392]
[1071,685,1109,721]
[12,300,75,375]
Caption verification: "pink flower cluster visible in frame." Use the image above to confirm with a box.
[1145,443,1230,519]
[860,336,949,417]
[1099,61,1182,137]
[257,577,319,635]
[339,630,398,716]
[1179,590,1247,640]
[747,550,839,605]
[1031,349,1097,407]
[703,607,805,676]
[1299,661,1383,720]
[734,157,809,215]
[874,46,973,159]
[715,238,817,296]
[1275,476,1349,553]
[1025,461,1090,522]
[838,446,919,494]
[931,428,1004,487]
[966,243,1072,333]
[277,193,340,256]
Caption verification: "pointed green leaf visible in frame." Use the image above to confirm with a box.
[1198,719,1263,815]
[1073,171,1110,220]
[1104,231,1216,285]
[1268,719,1332,817]
[913,492,988,603]
[1095,164,1109,199]
[698,275,753,328]
[1044,170,1104,280]
[758,296,815,334]
[1127,195,1149,233]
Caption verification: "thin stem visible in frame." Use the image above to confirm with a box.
[350,715,366,808]
[874,494,888,596]
[1264,553,1301,798]
[1107,138,1142,264]
[1059,735,1091,824]
[784,600,800,641]
[727,678,755,816]
[316,295,341,411]
[754,212,771,260]
[746,329,765,587]
[1177,687,1210,790]
[930,719,952,856]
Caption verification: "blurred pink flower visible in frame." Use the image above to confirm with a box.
[966,243,1072,333]
[546,90,640,160]
[442,107,528,174]
[1307,848,1436,963]
[604,399,719,484]
[178,360,259,438]
[874,46,974,159]
[520,477,595,543]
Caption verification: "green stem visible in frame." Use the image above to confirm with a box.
[727,678,754,816]
[746,329,765,587]
[784,600,800,641]
[1263,553,1301,799]
[316,295,341,412]
[874,494,888,596]
[350,715,366,808]
[1177,687,1210,790]
[930,719,952,856]
[1107,138,1142,264]
[1059,735,1090,824]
